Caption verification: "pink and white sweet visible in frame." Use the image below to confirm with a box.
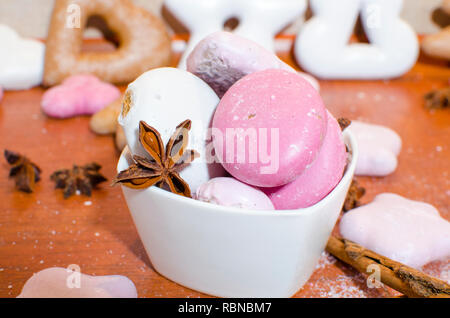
[196,177,274,210]
[212,69,327,188]
[347,121,402,176]
[340,193,450,269]
[0,86,3,102]
[187,31,319,97]
[17,267,137,298]
[263,111,347,209]
[41,74,121,118]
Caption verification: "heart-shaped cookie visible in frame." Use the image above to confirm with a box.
[18,267,137,298]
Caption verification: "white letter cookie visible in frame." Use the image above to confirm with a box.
[165,0,307,69]
[294,0,419,79]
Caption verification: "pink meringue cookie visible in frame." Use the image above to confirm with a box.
[196,177,274,210]
[41,74,121,118]
[0,86,3,102]
[187,31,319,97]
[347,121,402,176]
[340,193,450,269]
[212,69,327,187]
[17,267,137,298]
[263,111,347,209]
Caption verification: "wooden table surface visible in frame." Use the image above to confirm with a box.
[0,38,449,298]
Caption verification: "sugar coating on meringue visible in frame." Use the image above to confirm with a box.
[187,31,319,97]
[263,111,347,209]
[212,69,327,187]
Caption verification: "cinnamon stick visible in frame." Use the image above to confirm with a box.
[326,236,450,298]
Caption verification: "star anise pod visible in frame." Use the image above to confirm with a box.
[424,88,450,110]
[338,118,352,131]
[342,179,366,212]
[50,163,107,199]
[113,119,199,198]
[4,149,41,193]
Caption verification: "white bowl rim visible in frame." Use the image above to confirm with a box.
[117,130,358,217]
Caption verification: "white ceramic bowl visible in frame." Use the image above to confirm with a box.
[118,131,358,298]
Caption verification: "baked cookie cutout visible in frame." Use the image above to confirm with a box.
[422,0,450,60]
[44,0,171,86]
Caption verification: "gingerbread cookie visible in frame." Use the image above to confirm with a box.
[90,97,122,135]
[422,0,450,60]
[44,0,171,86]
[115,126,127,151]
[90,97,127,151]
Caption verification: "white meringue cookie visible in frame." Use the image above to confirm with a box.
[119,67,225,193]
[0,25,45,90]
[347,121,401,176]
[18,267,137,298]
[340,193,450,269]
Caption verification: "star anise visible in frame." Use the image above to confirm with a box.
[113,120,199,198]
[50,163,107,199]
[4,149,41,193]
[338,118,352,131]
[342,179,366,212]
[424,88,450,110]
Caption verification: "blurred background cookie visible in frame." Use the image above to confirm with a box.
[43,0,172,86]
